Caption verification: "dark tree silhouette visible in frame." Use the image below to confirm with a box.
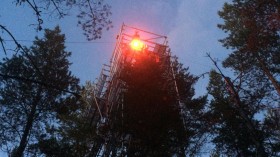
[0,26,80,157]
[206,70,268,156]
[208,1,280,155]
[36,51,208,157]
[105,52,208,156]
[218,0,280,96]
[29,81,103,157]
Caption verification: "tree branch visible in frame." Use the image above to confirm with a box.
[207,52,267,156]
[0,73,80,98]
[50,0,65,18]
[0,24,45,79]
[25,0,43,31]
[0,36,7,55]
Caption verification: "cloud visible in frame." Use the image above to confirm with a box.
[109,0,227,75]
[168,1,210,52]
[165,0,230,97]
[167,1,227,70]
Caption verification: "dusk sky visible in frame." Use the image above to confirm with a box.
[1,0,231,97]
[0,0,232,156]
[2,1,279,156]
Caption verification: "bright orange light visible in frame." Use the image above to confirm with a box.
[130,39,144,51]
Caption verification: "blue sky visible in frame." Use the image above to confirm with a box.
[0,0,230,156]
[0,0,230,94]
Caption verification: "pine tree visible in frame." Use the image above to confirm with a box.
[0,26,79,157]
[35,81,103,157]
[214,0,280,155]
[106,52,207,156]
[218,0,280,96]
[206,70,267,156]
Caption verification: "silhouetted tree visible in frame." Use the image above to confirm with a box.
[206,70,267,156]
[106,52,207,156]
[218,0,280,95]
[0,26,80,157]
[28,81,105,157]
[263,109,280,156]
[215,0,280,155]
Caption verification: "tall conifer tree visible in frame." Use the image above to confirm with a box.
[0,26,79,157]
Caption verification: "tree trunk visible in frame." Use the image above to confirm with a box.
[12,88,42,157]
[256,55,280,96]
[224,78,267,157]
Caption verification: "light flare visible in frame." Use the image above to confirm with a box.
[130,38,145,51]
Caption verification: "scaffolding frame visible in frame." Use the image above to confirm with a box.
[92,23,187,156]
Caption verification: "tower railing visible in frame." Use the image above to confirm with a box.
[91,23,187,156]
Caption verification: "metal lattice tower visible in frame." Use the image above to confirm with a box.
[92,24,187,156]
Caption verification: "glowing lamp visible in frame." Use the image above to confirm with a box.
[130,38,144,51]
